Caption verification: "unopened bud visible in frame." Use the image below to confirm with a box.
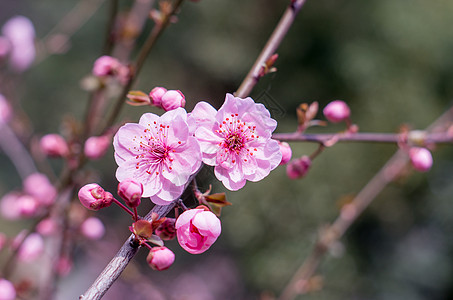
[149,87,167,108]
[78,183,113,211]
[36,218,58,236]
[323,100,350,123]
[161,90,185,111]
[17,233,44,262]
[0,278,16,300]
[286,155,311,179]
[23,173,57,206]
[92,55,120,77]
[146,246,175,271]
[84,135,111,160]
[40,134,69,157]
[409,147,433,172]
[278,141,292,165]
[80,217,105,240]
[118,178,143,208]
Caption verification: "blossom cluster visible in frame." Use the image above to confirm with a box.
[114,93,282,204]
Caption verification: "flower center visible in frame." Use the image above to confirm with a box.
[132,121,178,175]
[215,113,260,163]
[225,132,244,152]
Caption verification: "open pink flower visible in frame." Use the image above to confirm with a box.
[114,108,201,205]
[176,208,221,254]
[192,93,282,190]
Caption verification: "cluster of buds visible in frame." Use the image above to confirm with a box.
[126,87,186,111]
[77,178,223,271]
[0,173,57,220]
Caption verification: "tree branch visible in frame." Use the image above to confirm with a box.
[235,0,308,98]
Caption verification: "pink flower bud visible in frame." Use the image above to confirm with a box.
[36,218,58,236]
[78,183,113,211]
[2,16,36,72]
[92,55,119,77]
[1,192,22,220]
[286,155,311,179]
[0,94,12,124]
[23,173,57,206]
[155,218,176,240]
[40,134,69,157]
[323,100,350,123]
[161,90,186,111]
[0,278,16,300]
[55,255,73,277]
[17,233,44,262]
[16,194,39,217]
[146,246,175,271]
[278,141,292,165]
[80,217,105,240]
[149,87,167,108]
[176,208,221,254]
[409,147,433,172]
[84,135,111,160]
[117,179,143,208]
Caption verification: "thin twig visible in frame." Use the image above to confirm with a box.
[235,0,308,98]
[272,131,453,144]
[79,203,176,300]
[0,123,38,179]
[99,0,185,135]
[278,107,453,300]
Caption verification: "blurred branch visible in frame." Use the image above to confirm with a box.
[99,0,185,135]
[36,0,106,64]
[278,106,453,300]
[103,0,119,55]
[79,203,176,300]
[273,131,453,144]
[235,0,308,98]
[0,123,37,179]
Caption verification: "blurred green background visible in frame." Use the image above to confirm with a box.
[1,0,453,299]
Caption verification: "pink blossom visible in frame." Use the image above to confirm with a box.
[161,90,186,111]
[36,218,58,236]
[149,87,167,108]
[40,133,69,157]
[23,173,57,206]
[192,94,282,190]
[2,16,35,72]
[286,155,311,179]
[278,141,292,165]
[80,217,105,240]
[176,208,221,254]
[15,195,39,217]
[78,183,113,211]
[118,178,143,208]
[0,94,12,124]
[84,135,111,160]
[0,278,16,300]
[17,233,44,262]
[146,246,175,271]
[113,108,201,205]
[409,147,433,172]
[323,100,350,123]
